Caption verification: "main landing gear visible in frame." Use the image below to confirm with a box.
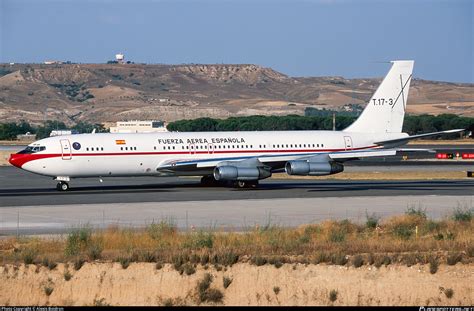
[200,176,259,189]
[233,180,259,189]
[56,181,70,191]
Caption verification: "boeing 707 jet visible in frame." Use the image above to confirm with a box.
[9,60,463,190]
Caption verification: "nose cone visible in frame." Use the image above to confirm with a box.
[9,153,28,168]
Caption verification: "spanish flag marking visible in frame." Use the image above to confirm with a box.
[115,140,126,145]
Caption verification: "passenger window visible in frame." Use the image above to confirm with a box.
[86,147,89,151]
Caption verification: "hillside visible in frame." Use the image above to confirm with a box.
[0,63,473,125]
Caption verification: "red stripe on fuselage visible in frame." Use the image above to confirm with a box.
[9,145,378,168]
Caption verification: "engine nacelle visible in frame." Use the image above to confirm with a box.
[285,160,344,176]
[213,166,272,181]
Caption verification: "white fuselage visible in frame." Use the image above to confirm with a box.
[12,130,404,179]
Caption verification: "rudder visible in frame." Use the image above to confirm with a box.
[344,60,414,133]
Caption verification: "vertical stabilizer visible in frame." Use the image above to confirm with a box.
[344,60,414,133]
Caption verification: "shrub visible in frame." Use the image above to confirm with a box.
[393,224,413,240]
[251,256,267,266]
[205,288,224,303]
[382,256,391,266]
[147,220,177,240]
[64,270,72,281]
[65,226,92,257]
[331,253,348,266]
[273,286,280,295]
[163,298,173,306]
[191,231,214,249]
[274,260,283,269]
[367,253,375,265]
[200,253,210,265]
[423,220,441,233]
[444,288,454,299]
[118,256,130,269]
[190,254,200,264]
[48,261,57,270]
[93,298,109,306]
[172,254,187,271]
[218,251,239,266]
[41,257,50,267]
[313,252,329,264]
[429,257,438,274]
[328,229,346,243]
[44,286,54,296]
[87,242,103,261]
[22,248,37,265]
[403,253,417,267]
[197,273,223,303]
[451,207,472,222]
[73,258,85,271]
[352,255,364,268]
[446,253,462,266]
[467,245,474,258]
[223,276,232,289]
[156,263,163,270]
[329,289,338,302]
[183,263,196,276]
[405,205,427,219]
[365,212,379,229]
[140,251,156,263]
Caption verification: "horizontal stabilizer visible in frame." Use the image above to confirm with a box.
[374,129,465,147]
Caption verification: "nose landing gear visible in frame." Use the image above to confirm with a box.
[56,181,70,191]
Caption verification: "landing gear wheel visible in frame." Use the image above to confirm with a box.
[56,181,69,191]
[234,180,259,189]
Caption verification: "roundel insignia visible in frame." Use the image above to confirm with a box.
[72,142,81,150]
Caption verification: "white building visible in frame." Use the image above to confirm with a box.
[109,120,168,133]
[115,53,125,64]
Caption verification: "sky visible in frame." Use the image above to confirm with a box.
[0,0,472,83]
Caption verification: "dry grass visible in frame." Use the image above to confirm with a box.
[0,215,472,267]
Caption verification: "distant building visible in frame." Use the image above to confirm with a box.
[16,132,36,141]
[115,53,125,64]
[109,120,168,133]
[44,60,63,65]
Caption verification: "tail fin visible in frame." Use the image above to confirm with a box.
[344,60,414,133]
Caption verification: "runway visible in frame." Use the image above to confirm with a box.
[1,166,473,234]
[1,166,474,207]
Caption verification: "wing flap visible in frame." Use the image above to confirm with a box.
[329,149,396,160]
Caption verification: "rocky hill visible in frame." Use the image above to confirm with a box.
[0,63,473,125]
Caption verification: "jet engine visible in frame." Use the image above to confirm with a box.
[285,160,344,176]
[213,166,272,181]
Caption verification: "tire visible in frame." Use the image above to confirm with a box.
[57,182,69,191]
[235,180,248,189]
[234,180,259,189]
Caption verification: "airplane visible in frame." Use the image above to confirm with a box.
[9,60,464,191]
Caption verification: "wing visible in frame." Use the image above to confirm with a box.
[156,147,399,175]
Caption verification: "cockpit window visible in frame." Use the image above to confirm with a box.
[17,146,46,154]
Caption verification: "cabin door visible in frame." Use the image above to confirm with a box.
[60,139,72,160]
[343,136,353,151]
